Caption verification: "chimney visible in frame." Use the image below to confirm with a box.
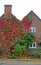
[4,5,12,17]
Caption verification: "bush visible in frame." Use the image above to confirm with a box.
[10,55,16,59]
[31,47,41,58]
[27,56,35,59]
[6,55,16,59]
[12,44,26,56]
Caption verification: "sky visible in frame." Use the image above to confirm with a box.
[0,0,41,20]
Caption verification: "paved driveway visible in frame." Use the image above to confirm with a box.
[0,59,41,65]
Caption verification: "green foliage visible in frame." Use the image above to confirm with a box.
[10,54,16,59]
[22,32,35,47]
[12,44,26,56]
[27,55,35,59]
[31,47,41,58]
[15,37,21,44]
[21,45,26,53]
[7,32,35,58]
[6,54,16,59]
[24,32,35,41]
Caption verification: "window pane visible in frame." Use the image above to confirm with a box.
[33,44,35,47]
[30,44,32,47]
[30,27,33,32]
[34,27,36,32]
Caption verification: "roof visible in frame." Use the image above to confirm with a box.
[27,10,41,21]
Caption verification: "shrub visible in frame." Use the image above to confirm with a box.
[10,54,16,59]
[31,47,41,58]
[12,44,26,56]
[6,54,16,59]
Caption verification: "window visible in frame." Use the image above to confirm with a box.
[30,44,32,47]
[29,42,36,49]
[30,27,36,32]
[33,43,35,47]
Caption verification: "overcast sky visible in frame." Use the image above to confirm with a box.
[0,0,41,20]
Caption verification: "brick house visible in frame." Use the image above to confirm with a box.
[0,5,41,50]
[0,5,26,55]
[22,11,41,49]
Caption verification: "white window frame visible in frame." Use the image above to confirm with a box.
[29,42,36,49]
[30,27,36,32]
